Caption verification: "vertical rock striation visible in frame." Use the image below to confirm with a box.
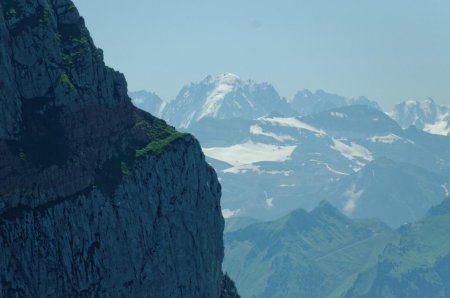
[0,0,229,297]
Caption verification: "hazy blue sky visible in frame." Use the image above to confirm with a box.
[73,0,450,109]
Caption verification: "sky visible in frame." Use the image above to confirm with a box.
[72,0,450,110]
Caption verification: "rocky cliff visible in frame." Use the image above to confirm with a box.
[0,0,235,297]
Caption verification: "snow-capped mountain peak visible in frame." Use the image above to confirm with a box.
[199,73,242,119]
[201,72,240,85]
[214,72,240,83]
[161,73,293,128]
[390,98,450,136]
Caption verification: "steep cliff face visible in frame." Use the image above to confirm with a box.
[0,0,228,297]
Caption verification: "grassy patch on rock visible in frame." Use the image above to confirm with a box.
[136,127,185,157]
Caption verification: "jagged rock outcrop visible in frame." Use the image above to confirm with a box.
[220,273,241,298]
[0,0,230,296]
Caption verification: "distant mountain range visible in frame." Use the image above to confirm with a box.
[129,74,450,136]
[223,199,450,297]
[192,105,450,225]
[129,74,450,227]
[389,98,450,136]
[130,74,450,297]
[289,89,380,116]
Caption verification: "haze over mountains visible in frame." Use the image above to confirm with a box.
[3,0,447,296]
[136,74,449,297]
[130,73,450,227]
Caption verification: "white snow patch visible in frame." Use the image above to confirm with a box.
[203,141,296,173]
[351,166,363,172]
[265,170,293,176]
[264,191,274,208]
[222,208,241,219]
[323,163,349,175]
[331,138,373,162]
[158,102,167,117]
[200,85,233,118]
[442,184,449,197]
[181,111,197,128]
[343,185,364,215]
[222,165,293,176]
[198,73,240,119]
[280,184,296,187]
[368,134,402,144]
[245,94,255,109]
[132,97,145,105]
[424,121,450,136]
[330,112,347,118]
[310,159,349,175]
[259,116,326,137]
[250,124,295,142]
[223,164,260,174]
[406,100,418,106]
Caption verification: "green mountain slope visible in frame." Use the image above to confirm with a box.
[223,202,395,298]
[225,217,260,233]
[344,198,450,298]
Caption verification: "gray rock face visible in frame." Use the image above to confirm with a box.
[1,136,224,297]
[0,1,21,139]
[0,0,228,297]
[0,0,128,134]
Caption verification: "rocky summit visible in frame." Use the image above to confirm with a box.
[0,0,238,297]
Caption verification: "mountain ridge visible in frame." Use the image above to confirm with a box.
[345,198,450,297]
[225,198,450,297]
[160,73,294,128]
[224,202,394,297]
[320,157,449,227]
[130,78,450,139]
[186,104,450,223]
[389,98,450,136]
